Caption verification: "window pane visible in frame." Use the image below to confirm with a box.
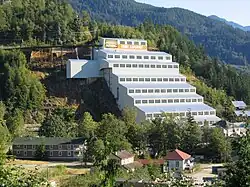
[120,64,125,67]
[161,89,166,93]
[145,78,150,82]
[139,64,143,68]
[137,56,142,59]
[120,78,125,82]
[127,41,132,45]
[157,78,163,82]
[113,64,119,67]
[148,89,153,93]
[144,56,149,59]
[129,89,134,93]
[133,78,138,82]
[145,65,150,68]
[155,100,160,103]
[175,78,180,82]
[115,55,120,59]
[151,78,156,82]
[155,89,160,93]
[169,78,174,82]
[156,65,161,68]
[167,89,172,93]
[122,55,128,59]
[173,89,178,93]
[151,65,155,68]
[108,55,113,58]
[168,65,173,68]
[126,78,132,81]
[120,41,125,44]
[151,56,156,60]
[158,56,163,60]
[132,64,137,68]
[162,100,167,103]
[135,100,141,104]
[134,42,139,45]
[162,65,167,68]
[141,42,146,45]
[163,78,168,82]
[139,78,144,82]
[142,100,148,104]
[135,90,141,93]
[142,89,147,93]
[168,99,173,103]
[129,55,135,59]
[149,100,154,104]
[126,64,131,68]
[174,65,178,68]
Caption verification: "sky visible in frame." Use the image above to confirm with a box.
[135,0,250,26]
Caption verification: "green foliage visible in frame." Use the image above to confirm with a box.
[6,109,24,137]
[35,143,47,161]
[0,0,92,45]
[0,164,46,187]
[0,123,10,155]
[223,124,250,186]
[0,50,46,112]
[39,107,77,138]
[78,112,99,139]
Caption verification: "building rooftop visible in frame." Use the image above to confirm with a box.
[115,150,134,159]
[194,115,221,122]
[101,37,147,42]
[165,149,191,161]
[138,103,215,113]
[13,137,85,145]
[232,101,247,108]
[116,73,185,78]
[121,83,195,89]
[234,110,250,117]
[100,49,170,56]
[131,94,203,99]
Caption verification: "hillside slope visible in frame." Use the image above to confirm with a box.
[68,0,250,66]
[209,15,250,32]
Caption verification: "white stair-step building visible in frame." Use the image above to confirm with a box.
[66,38,221,125]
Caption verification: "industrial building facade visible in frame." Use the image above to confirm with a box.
[66,38,220,124]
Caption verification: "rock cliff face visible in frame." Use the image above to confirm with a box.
[33,63,121,121]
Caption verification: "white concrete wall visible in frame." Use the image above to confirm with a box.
[165,160,184,171]
[111,63,179,75]
[66,60,100,79]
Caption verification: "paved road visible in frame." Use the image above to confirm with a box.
[187,164,223,186]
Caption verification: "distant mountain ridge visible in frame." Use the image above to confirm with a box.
[209,15,250,32]
[67,0,250,66]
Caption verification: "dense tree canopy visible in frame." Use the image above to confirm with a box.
[0,0,92,45]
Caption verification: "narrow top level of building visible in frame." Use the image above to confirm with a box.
[99,37,148,51]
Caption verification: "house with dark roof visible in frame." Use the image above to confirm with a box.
[110,150,142,172]
[12,137,85,161]
[163,149,194,172]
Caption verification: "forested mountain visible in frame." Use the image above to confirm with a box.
[209,15,250,32]
[68,0,250,66]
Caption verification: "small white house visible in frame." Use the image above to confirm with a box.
[109,150,142,172]
[163,149,194,172]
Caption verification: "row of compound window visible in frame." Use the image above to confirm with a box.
[128,88,196,94]
[118,40,146,45]
[17,144,74,150]
[135,98,203,105]
[120,77,185,83]
[146,111,216,118]
[15,150,73,157]
[113,63,178,69]
[108,54,171,61]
